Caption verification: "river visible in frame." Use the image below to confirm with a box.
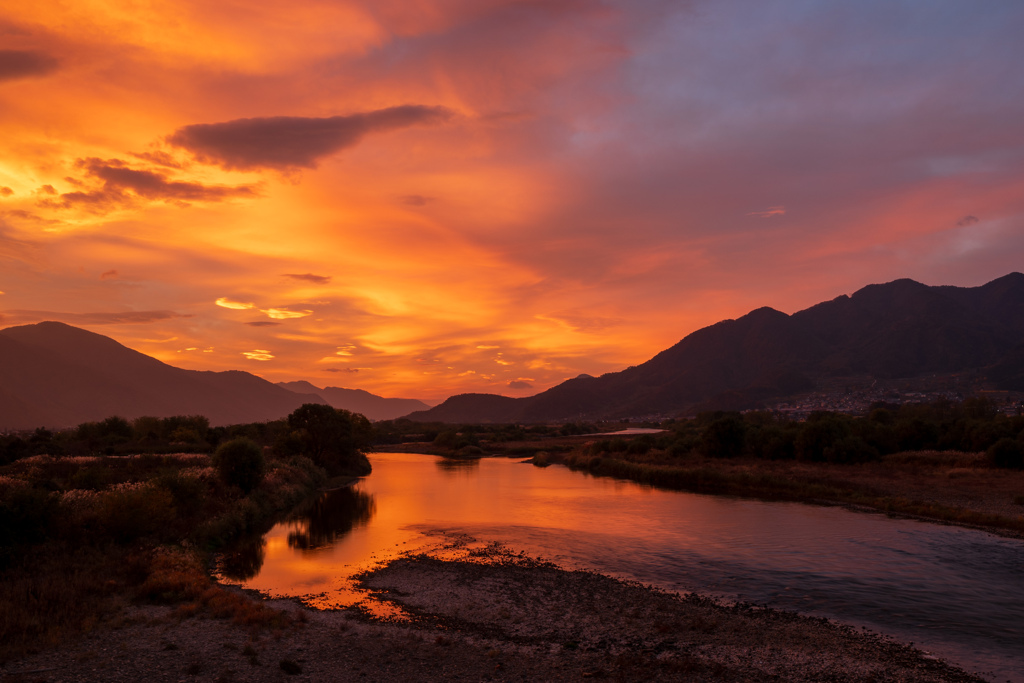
[219,452,1024,682]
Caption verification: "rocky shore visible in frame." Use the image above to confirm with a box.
[1,538,983,682]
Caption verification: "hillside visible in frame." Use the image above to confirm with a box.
[405,273,1024,423]
[276,381,428,421]
[0,322,322,429]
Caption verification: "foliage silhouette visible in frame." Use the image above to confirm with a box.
[213,438,266,493]
[280,403,372,477]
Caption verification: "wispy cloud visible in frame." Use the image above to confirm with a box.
[283,273,331,284]
[0,309,192,325]
[747,206,786,218]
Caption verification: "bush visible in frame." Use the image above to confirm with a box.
[213,438,266,493]
[98,487,176,543]
[987,438,1024,470]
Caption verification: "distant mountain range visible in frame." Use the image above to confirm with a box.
[5,273,1023,429]
[276,381,429,421]
[0,322,425,430]
[406,273,1024,423]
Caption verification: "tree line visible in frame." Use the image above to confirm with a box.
[1,404,373,477]
[589,397,1024,469]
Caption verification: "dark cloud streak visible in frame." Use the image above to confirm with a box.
[40,158,257,211]
[0,49,58,81]
[283,273,331,284]
[168,105,454,171]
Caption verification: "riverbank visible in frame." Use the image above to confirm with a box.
[0,538,984,682]
[524,446,1024,537]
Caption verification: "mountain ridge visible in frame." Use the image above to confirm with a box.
[405,273,1024,423]
[275,381,429,421]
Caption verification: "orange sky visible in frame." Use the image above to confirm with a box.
[2,1,1024,401]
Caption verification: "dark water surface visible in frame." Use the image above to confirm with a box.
[222,453,1024,681]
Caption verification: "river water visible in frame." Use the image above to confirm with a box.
[220,452,1024,681]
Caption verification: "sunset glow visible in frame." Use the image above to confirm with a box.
[2,1,1023,401]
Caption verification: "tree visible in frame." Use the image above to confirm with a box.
[283,404,373,477]
[702,414,746,458]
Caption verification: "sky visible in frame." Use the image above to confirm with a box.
[2,0,1023,402]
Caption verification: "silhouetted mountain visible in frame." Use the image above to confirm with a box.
[405,273,1024,423]
[275,381,428,421]
[0,321,325,429]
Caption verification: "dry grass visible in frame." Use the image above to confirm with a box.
[0,543,140,661]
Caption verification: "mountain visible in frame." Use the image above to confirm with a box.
[275,381,429,421]
[405,273,1024,423]
[0,321,325,429]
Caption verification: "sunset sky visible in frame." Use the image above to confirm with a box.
[2,1,1023,402]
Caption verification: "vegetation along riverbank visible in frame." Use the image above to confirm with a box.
[1,396,1021,679]
[388,397,1024,536]
[0,404,372,663]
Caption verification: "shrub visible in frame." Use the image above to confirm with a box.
[155,469,207,510]
[627,437,653,455]
[987,438,1024,470]
[213,438,266,493]
[98,487,176,543]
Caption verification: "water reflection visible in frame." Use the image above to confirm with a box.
[435,456,482,474]
[219,536,266,581]
[222,453,1024,682]
[286,486,376,552]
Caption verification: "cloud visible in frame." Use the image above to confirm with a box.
[243,321,281,327]
[215,297,255,310]
[40,158,257,211]
[324,367,360,373]
[507,379,533,389]
[957,215,979,227]
[99,269,118,280]
[242,349,274,361]
[130,150,186,169]
[216,297,312,319]
[263,308,311,319]
[747,206,787,218]
[0,309,192,325]
[400,194,434,206]
[0,49,58,81]
[283,272,331,284]
[167,105,455,171]
[0,187,12,197]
